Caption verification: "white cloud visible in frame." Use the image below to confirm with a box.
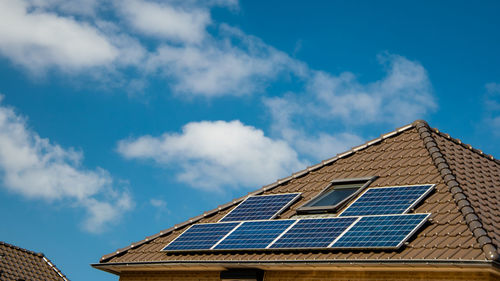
[93,21,147,67]
[0,97,132,233]
[307,54,436,124]
[116,1,305,97]
[117,120,306,190]
[150,198,167,208]
[120,0,211,43]
[485,82,500,111]
[266,54,436,129]
[0,0,297,96]
[81,194,132,233]
[294,133,364,160]
[207,0,239,8]
[262,54,435,161]
[0,0,118,71]
[146,45,288,97]
[0,0,437,116]
[483,82,500,136]
[264,96,364,160]
[145,25,305,97]
[26,0,101,17]
[490,116,500,132]
[150,198,170,219]
[486,82,500,93]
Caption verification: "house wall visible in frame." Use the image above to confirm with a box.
[119,271,219,281]
[118,270,498,281]
[265,270,497,281]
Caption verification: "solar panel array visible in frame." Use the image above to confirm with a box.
[215,220,295,249]
[220,193,301,222]
[269,217,357,249]
[163,214,429,251]
[332,214,430,248]
[339,185,434,217]
[163,185,434,252]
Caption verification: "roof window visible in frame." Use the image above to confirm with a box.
[297,176,377,214]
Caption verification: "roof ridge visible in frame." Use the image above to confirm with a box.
[99,122,416,263]
[413,120,499,261]
[0,241,43,257]
[0,241,70,281]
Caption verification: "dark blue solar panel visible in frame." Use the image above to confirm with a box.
[214,220,295,249]
[162,222,240,251]
[269,217,357,249]
[331,214,430,249]
[220,193,300,222]
[339,185,434,216]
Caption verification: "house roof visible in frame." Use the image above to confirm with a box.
[0,241,69,281]
[94,120,500,272]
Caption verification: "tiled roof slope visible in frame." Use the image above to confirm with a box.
[98,120,498,265]
[0,241,69,281]
[432,128,500,258]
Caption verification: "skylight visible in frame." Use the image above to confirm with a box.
[297,177,377,214]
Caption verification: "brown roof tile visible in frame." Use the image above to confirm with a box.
[0,241,69,281]
[96,120,499,267]
[433,129,500,258]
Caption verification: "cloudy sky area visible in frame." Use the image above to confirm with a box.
[0,0,499,280]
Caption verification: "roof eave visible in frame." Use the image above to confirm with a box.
[92,259,500,276]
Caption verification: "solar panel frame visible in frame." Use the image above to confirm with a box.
[219,193,301,222]
[338,184,435,217]
[214,219,297,250]
[268,216,358,249]
[161,221,241,252]
[331,213,430,249]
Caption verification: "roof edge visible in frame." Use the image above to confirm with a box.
[414,120,499,261]
[93,259,498,265]
[92,259,499,269]
[42,256,71,281]
[99,122,417,263]
[430,124,499,165]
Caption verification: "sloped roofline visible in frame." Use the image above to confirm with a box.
[0,241,70,281]
[99,120,499,263]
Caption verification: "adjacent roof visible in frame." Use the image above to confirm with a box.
[0,241,69,281]
[95,120,500,271]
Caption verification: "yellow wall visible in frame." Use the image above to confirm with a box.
[265,270,497,281]
[119,270,498,281]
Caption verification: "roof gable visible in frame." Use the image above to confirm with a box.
[0,241,69,281]
[96,120,499,267]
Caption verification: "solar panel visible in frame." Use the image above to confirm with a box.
[339,184,434,217]
[162,222,240,251]
[269,217,358,249]
[214,220,296,249]
[331,214,430,249]
[219,193,301,222]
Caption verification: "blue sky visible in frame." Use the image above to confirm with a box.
[0,0,499,280]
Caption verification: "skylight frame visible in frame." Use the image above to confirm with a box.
[296,176,378,214]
